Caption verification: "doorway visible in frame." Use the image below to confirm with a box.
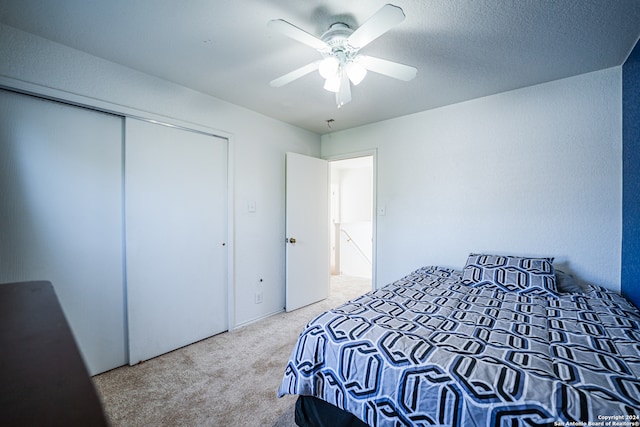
[329,155,374,294]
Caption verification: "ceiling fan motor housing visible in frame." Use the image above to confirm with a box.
[321,23,358,59]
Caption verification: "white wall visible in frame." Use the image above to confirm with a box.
[322,68,623,291]
[0,23,321,328]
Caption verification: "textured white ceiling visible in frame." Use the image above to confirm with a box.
[1,0,639,135]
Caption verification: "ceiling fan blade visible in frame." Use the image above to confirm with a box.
[268,19,330,52]
[347,4,406,49]
[336,71,352,107]
[357,55,417,81]
[270,60,321,87]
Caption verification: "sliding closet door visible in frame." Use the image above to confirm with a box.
[125,118,228,364]
[0,89,126,375]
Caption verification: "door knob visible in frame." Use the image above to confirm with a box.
[288,237,297,244]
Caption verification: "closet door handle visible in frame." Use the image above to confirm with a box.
[287,237,297,244]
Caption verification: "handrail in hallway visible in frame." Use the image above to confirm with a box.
[340,228,372,265]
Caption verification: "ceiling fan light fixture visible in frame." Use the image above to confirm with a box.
[319,56,340,80]
[346,60,367,85]
[323,72,342,92]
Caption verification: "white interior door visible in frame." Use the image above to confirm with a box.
[0,89,126,375]
[286,152,329,311]
[125,118,228,364]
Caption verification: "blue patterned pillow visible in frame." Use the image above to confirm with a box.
[462,253,559,297]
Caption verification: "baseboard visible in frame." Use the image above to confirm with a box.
[230,308,285,331]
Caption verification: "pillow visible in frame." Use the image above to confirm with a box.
[555,269,585,293]
[462,253,559,297]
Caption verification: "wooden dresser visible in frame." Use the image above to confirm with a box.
[0,281,108,426]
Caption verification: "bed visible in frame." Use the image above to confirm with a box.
[277,254,640,426]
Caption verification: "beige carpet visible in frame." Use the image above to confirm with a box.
[93,275,371,427]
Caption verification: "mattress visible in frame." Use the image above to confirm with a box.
[277,265,640,426]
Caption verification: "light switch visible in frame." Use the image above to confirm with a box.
[378,205,386,216]
[248,200,256,213]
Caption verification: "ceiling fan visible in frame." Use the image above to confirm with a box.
[268,3,417,108]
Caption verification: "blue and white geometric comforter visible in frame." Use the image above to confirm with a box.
[278,267,640,426]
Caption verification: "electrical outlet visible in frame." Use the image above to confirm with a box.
[254,291,263,304]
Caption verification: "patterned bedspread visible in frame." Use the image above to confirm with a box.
[278,266,640,426]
